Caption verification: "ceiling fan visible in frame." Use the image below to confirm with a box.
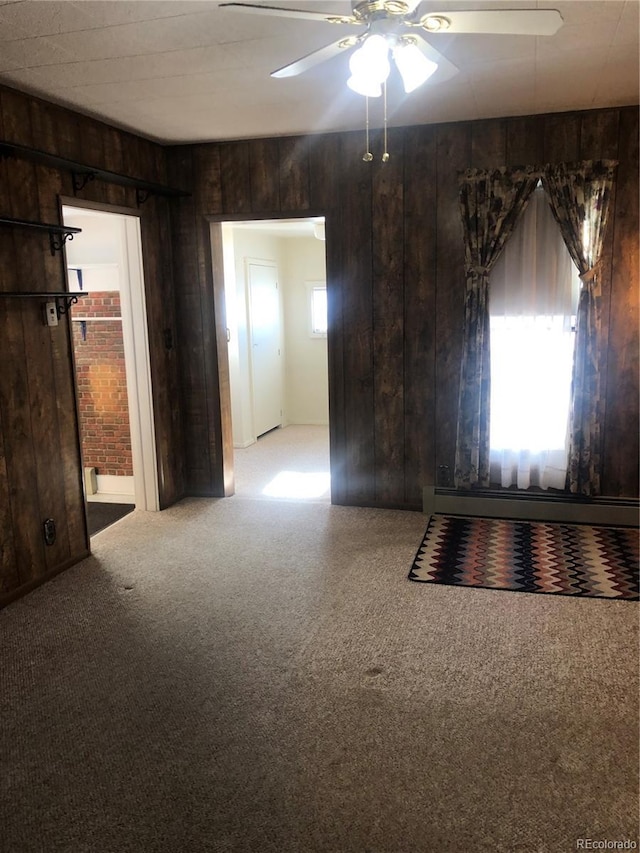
[219,1,564,96]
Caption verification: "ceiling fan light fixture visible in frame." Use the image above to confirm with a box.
[393,40,438,93]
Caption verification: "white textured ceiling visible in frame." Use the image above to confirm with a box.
[0,0,637,143]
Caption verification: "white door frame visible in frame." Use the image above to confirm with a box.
[62,203,159,512]
[117,215,159,511]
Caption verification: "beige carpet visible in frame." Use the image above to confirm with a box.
[0,493,638,852]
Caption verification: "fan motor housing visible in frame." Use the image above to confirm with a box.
[352,1,413,21]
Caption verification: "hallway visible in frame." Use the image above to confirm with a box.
[233,425,330,502]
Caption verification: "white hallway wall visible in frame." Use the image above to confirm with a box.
[222,226,327,448]
[281,236,328,426]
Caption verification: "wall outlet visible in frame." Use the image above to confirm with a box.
[43,518,56,546]
[45,301,58,327]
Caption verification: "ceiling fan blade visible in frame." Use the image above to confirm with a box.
[271,36,359,78]
[419,9,563,36]
[411,35,459,84]
[219,3,359,25]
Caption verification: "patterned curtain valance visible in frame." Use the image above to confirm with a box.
[458,164,543,185]
[458,160,618,180]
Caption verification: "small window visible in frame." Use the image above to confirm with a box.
[308,282,327,337]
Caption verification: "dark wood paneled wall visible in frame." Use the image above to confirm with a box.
[168,106,639,509]
[0,85,185,604]
[1,89,637,606]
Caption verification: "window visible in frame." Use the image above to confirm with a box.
[307,281,327,337]
[489,185,580,490]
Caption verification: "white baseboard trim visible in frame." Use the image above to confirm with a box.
[423,486,639,527]
[87,494,135,504]
[86,474,135,504]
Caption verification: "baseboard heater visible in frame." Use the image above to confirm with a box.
[423,486,639,527]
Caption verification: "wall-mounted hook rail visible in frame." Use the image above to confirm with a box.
[0,291,86,319]
[0,216,82,255]
[0,141,191,205]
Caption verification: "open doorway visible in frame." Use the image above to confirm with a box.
[62,205,159,535]
[219,217,330,501]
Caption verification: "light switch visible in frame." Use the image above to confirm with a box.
[45,301,58,327]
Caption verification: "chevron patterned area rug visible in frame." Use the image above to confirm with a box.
[409,514,639,600]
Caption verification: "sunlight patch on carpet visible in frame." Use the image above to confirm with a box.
[262,471,330,499]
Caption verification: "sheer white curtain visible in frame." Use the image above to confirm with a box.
[489,185,580,490]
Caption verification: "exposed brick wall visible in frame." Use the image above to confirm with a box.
[71,292,133,477]
[77,292,122,318]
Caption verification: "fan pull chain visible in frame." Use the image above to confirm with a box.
[363,96,373,162]
[381,81,389,162]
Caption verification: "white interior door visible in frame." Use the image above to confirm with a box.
[248,260,282,438]
[118,215,159,511]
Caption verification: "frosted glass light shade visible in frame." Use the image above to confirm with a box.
[347,35,390,97]
[393,42,438,93]
[347,74,382,97]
